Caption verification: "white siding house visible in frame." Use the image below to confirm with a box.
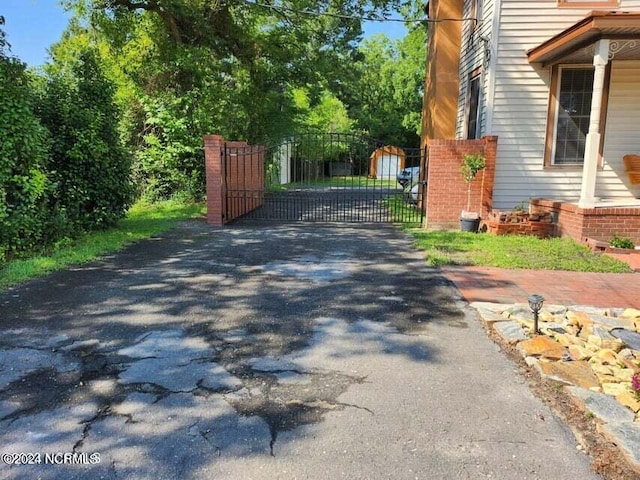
[453,0,640,209]
[599,61,640,197]
[455,0,496,139]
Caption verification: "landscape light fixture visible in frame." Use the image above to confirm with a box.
[527,294,545,335]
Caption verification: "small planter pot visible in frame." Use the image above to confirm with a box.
[460,217,481,233]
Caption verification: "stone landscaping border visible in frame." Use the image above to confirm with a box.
[471,302,640,475]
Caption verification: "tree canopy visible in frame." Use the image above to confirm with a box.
[2,1,426,208]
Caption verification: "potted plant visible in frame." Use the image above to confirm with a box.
[460,153,486,232]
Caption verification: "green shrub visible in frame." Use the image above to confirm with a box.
[0,54,51,260]
[610,233,635,249]
[37,51,134,231]
[132,94,206,202]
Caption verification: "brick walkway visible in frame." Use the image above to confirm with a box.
[604,251,640,271]
[442,266,640,309]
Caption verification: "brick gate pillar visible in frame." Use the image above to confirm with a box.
[425,136,498,229]
[204,135,225,226]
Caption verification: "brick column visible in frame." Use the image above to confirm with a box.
[204,135,225,226]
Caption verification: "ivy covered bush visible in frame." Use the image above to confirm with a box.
[37,51,133,231]
[0,28,133,262]
[0,49,51,260]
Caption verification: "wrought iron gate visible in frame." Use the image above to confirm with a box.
[223,133,426,224]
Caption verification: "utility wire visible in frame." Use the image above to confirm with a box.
[242,0,477,25]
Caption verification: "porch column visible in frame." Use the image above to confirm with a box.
[578,39,609,208]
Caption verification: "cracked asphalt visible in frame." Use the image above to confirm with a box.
[0,220,600,479]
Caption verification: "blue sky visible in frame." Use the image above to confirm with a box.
[2,0,72,66]
[363,20,407,41]
[1,0,407,67]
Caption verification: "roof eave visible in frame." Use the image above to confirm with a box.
[527,11,640,66]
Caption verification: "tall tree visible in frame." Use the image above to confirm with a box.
[60,0,402,136]
[293,88,354,133]
[54,0,406,199]
[344,24,426,147]
[393,25,427,138]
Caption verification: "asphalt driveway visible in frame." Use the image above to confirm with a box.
[0,220,599,479]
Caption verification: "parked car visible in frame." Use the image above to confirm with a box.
[397,166,423,203]
[397,166,420,188]
[406,182,421,204]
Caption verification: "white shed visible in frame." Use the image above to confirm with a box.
[369,146,406,180]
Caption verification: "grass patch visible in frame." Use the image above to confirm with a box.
[406,229,632,272]
[0,200,205,291]
[384,194,424,228]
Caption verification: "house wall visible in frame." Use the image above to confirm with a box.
[488,0,640,209]
[421,0,464,146]
[455,0,496,139]
[600,60,640,199]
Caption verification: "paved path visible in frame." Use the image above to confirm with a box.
[605,250,640,271]
[0,221,599,479]
[242,187,419,223]
[443,266,640,309]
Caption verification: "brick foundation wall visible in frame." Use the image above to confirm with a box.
[531,199,640,244]
[205,136,265,225]
[425,136,497,229]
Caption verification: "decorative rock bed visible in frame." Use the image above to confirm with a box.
[472,302,640,473]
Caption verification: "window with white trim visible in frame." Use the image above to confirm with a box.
[552,67,594,165]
